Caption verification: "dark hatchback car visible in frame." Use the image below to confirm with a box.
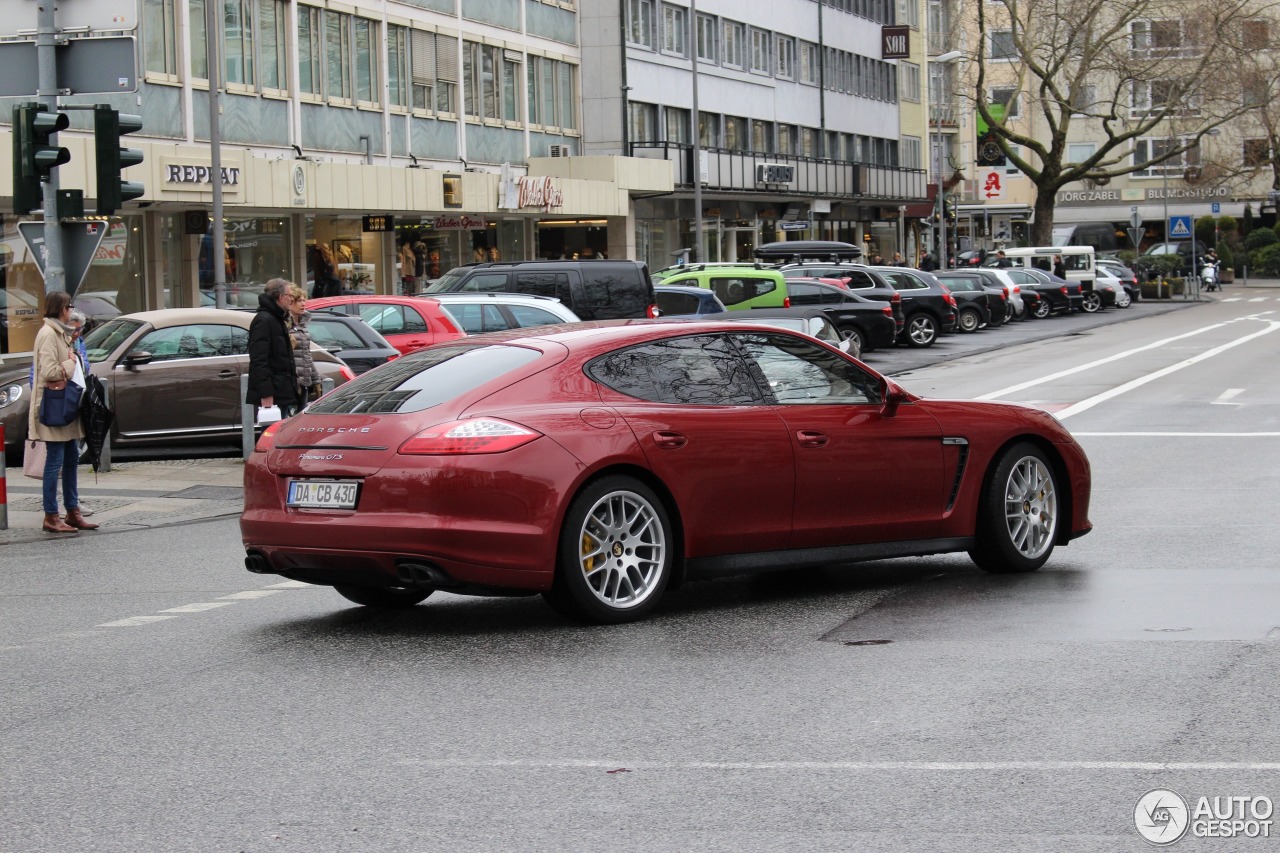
[784,280,900,353]
[1009,268,1084,317]
[307,312,400,375]
[870,267,959,348]
[932,271,1002,333]
[654,284,728,318]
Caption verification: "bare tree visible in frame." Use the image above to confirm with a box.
[968,0,1280,243]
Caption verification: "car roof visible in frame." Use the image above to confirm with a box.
[426,291,566,304]
[109,307,253,328]
[310,295,438,306]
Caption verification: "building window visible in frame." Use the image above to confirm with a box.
[462,42,520,122]
[1067,142,1096,164]
[190,0,208,79]
[696,14,717,62]
[751,119,771,152]
[1131,79,1196,116]
[661,4,687,56]
[1130,19,1187,54]
[325,10,352,102]
[388,25,409,108]
[224,0,255,87]
[775,35,795,79]
[724,116,747,150]
[1243,138,1271,167]
[801,128,818,157]
[298,5,322,96]
[799,42,819,84]
[721,21,746,68]
[398,30,457,115]
[528,55,576,131]
[990,29,1016,60]
[631,102,658,141]
[1243,19,1270,49]
[698,111,720,147]
[665,106,690,143]
[989,87,1020,119]
[1070,83,1097,112]
[900,136,922,168]
[1133,137,1198,176]
[1243,78,1269,108]
[900,62,920,101]
[750,28,771,73]
[143,0,178,77]
[628,0,655,48]
[354,18,379,105]
[777,123,796,154]
[897,0,920,28]
[259,0,288,92]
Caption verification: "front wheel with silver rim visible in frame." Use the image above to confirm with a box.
[1081,291,1102,313]
[902,313,939,348]
[1031,299,1051,319]
[543,476,673,624]
[1115,289,1132,308]
[840,325,867,355]
[969,442,1060,574]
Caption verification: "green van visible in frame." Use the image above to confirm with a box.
[653,263,790,311]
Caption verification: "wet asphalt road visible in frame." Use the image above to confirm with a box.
[3,291,1279,852]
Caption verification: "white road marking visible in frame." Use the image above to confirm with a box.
[1212,388,1245,405]
[1055,320,1280,420]
[1250,297,1269,302]
[1073,432,1280,437]
[267,580,314,589]
[98,615,182,628]
[394,758,1280,772]
[158,602,235,613]
[218,590,281,600]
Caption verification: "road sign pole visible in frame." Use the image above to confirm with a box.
[37,0,64,294]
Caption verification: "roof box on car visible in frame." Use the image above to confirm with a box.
[753,240,864,263]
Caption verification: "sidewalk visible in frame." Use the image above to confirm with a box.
[0,457,245,545]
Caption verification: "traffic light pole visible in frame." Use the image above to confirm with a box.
[37,0,64,293]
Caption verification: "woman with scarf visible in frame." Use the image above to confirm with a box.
[286,282,321,408]
[30,291,97,533]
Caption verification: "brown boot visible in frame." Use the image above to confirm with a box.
[65,508,99,531]
[44,513,79,534]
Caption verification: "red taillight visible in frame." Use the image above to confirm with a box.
[891,291,902,304]
[254,421,284,453]
[783,296,791,308]
[881,305,893,316]
[1013,285,1021,295]
[944,292,957,307]
[647,303,660,318]
[399,418,542,455]
[1060,286,1069,296]
[339,365,356,382]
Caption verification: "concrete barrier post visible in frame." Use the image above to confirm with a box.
[0,424,7,531]
[241,374,255,459]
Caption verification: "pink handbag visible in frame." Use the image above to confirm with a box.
[23,439,47,480]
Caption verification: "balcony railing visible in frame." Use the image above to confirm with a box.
[628,141,927,202]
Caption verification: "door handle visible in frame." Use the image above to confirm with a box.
[219,369,237,378]
[796,430,829,448]
[651,431,688,450]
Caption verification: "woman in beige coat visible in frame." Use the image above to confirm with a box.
[29,291,97,533]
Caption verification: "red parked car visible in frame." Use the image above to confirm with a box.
[307,295,464,355]
[242,320,1093,623]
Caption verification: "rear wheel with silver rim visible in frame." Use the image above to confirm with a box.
[1081,291,1102,313]
[1031,299,1051,319]
[970,442,1059,574]
[1115,289,1132,308]
[957,307,982,333]
[902,313,939,348]
[544,475,673,624]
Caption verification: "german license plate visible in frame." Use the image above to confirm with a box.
[287,480,359,509]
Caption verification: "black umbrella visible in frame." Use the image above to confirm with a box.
[80,373,115,473]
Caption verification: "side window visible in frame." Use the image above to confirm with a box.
[131,324,236,361]
[230,327,249,355]
[710,275,777,306]
[358,304,406,335]
[656,291,700,315]
[308,320,364,349]
[508,305,568,328]
[580,265,647,318]
[742,275,777,301]
[1007,270,1036,285]
[461,273,510,292]
[843,270,877,289]
[737,332,882,405]
[785,283,817,306]
[402,306,429,333]
[587,334,764,405]
[514,272,570,301]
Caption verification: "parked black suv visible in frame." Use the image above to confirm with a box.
[932,271,1001,333]
[870,267,959,348]
[424,260,656,320]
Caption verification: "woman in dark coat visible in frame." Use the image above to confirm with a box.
[246,278,299,417]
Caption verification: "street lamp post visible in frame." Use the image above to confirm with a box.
[930,51,963,268]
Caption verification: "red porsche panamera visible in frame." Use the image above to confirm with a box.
[241,320,1092,623]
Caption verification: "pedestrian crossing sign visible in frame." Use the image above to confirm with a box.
[1168,215,1192,239]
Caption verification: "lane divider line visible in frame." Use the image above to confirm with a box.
[98,615,182,628]
[158,602,236,613]
[391,758,1280,772]
[1073,431,1280,437]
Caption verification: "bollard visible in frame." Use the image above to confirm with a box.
[241,374,255,460]
[0,424,7,531]
[98,385,112,473]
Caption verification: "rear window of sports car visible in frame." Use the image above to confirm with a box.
[307,344,540,414]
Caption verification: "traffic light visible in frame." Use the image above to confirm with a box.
[93,105,145,215]
[11,102,70,215]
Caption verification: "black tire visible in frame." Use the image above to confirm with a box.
[969,442,1060,574]
[840,325,867,354]
[334,585,432,608]
[902,312,939,348]
[956,307,982,333]
[1031,299,1051,319]
[1081,291,1102,313]
[543,475,673,624]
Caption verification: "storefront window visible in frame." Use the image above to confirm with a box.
[305,216,379,295]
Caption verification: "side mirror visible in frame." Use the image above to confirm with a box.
[124,351,153,367]
[882,382,907,416]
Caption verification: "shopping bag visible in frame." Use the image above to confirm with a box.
[23,439,47,480]
[257,405,283,424]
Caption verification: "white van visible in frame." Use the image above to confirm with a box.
[993,246,1105,312]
